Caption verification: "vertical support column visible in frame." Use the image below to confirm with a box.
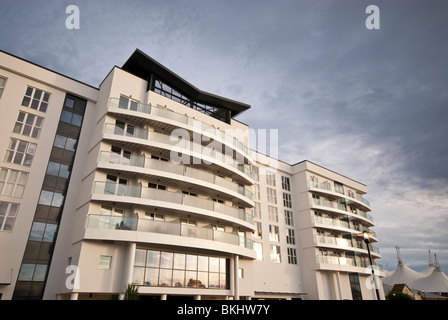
[234,255,239,300]
[70,292,79,300]
[161,294,167,300]
[194,295,201,300]
[335,272,343,300]
[120,242,136,300]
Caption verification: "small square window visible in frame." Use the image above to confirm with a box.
[99,255,112,270]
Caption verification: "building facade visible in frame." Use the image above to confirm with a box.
[0,49,385,300]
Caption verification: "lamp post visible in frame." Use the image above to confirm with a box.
[357,230,381,300]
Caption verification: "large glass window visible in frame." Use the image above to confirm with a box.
[132,249,227,289]
[349,273,363,300]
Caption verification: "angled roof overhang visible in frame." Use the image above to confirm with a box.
[121,49,251,118]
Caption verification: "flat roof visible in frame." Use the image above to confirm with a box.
[122,49,251,117]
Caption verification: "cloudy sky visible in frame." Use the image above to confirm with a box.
[1,0,447,274]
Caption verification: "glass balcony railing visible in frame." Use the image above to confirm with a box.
[98,151,253,201]
[316,255,383,270]
[108,98,251,161]
[86,214,253,250]
[311,198,373,223]
[102,123,254,181]
[315,235,380,255]
[92,182,254,225]
[308,180,370,208]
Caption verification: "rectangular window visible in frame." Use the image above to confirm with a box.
[38,190,64,207]
[251,202,261,218]
[0,201,19,231]
[269,225,279,242]
[266,171,276,186]
[118,95,140,111]
[18,263,48,281]
[99,256,112,270]
[334,182,344,194]
[53,134,77,151]
[13,111,44,138]
[61,110,83,127]
[270,245,281,263]
[286,229,295,245]
[252,184,260,200]
[254,242,263,261]
[287,248,297,265]
[268,205,278,222]
[283,192,292,208]
[284,210,294,226]
[4,138,37,166]
[281,176,290,191]
[21,86,50,112]
[252,221,262,239]
[0,76,7,98]
[349,273,363,300]
[267,187,277,204]
[0,168,28,198]
[46,161,70,179]
[29,222,57,242]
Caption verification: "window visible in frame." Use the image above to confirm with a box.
[252,221,262,239]
[283,192,292,208]
[0,76,7,98]
[251,165,259,182]
[145,212,164,221]
[0,168,28,197]
[286,229,295,245]
[254,242,263,261]
[252,184,260,200]
[266,171,276,186]
[268,205,278,222]
[21,86,50,112]
[269,225,279,242]
[0,201,19,231]
[61,110,83,127]
[270,245,281,263]
[180,219,196,226]
[29,222,57,242]
[13,111,44,138]
[287,248,297,265]
[132,249,227,289]
[148,182,166,190]
[99,256,112,270]
[46,161,70,179]
[38,190,64,207]
[284,210,294,226]
[266,187,277,204]
[281,176,290,191]
[251,202,261,218]
[334,182,344,194]
[118,95,140,111]
[4,138,37,166]
[53,134,77,152]
[18,263,48,281]
[349,273,363,300]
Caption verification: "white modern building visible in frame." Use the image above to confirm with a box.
[0,49,385,300]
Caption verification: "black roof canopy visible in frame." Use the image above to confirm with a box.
[122,49,251,118]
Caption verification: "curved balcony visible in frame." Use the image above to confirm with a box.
[315,235,381,257]
[91,182,255,230]
[316,255,383,274]
[308,180,371,212]
[102,123,254,185]
[97,151,254,207]
[310,198,374,226]
[312,216,378,242]
[106,98,252,164]
[85,214,255,259]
